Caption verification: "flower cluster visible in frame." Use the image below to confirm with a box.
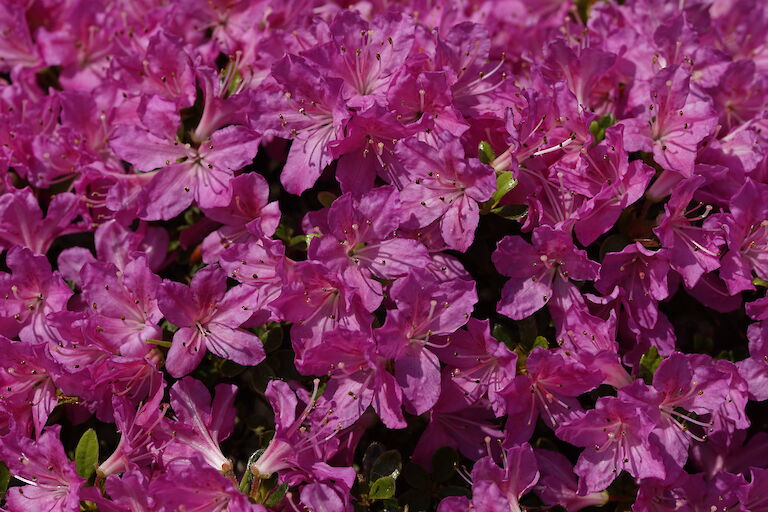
[1,0,767,511]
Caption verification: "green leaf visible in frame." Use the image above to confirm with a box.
[288,234,309,249]
[369,476,396,500]
[371,450,402,481]
[402,462,430,490]
[160,319,179,334]
[753,277,768,288]
[362,442,385,481]
[317,191,337,208]
[477,141,496,165]
[490,171,517,205]
[274,222,294,243]
[239,449,264,493]
[639,346,662,383]
[491,323,514,347]
[0,460,9,497]
[532,336,549,350]
[716,350,735,362]
[261,325,284,353]
[516,315,538,347]
[264,482,289,507]
[227,69,243,97]
[491,204,528,220]
[480,171,518,213]
[588,113,616,144]
[183,206,201,226]
[218,359,246,378]
[75,428,99,479]
[431,447,458,483]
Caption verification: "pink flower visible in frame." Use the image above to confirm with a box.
[250,380,356,495]
[158,266,265,377]
[0,426,85,512]
[503,348,602,444]
[432,318,517,416]
[622,66,717,177]
[0,187,80,255]
[0,246,72,342]
[557,393,665,493]
[493,226,599,320]
[398,133,496,252]
[377,270,477,415]
[654,176,723,288]
[301,329,407,429]
[163,377,237,471]
[306,185,430,311]
[0,336,59,437]
[437,443,539,512]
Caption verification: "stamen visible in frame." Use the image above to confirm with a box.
[533,134,577,156]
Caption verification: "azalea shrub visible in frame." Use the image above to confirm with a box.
[1,0,768,510]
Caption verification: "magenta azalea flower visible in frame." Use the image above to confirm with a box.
[158,266,265,377]
[2,0,767,509]
[493,227,599,320]
[557,393,665,493]
[0,426,85,512]
[437,443,539,512]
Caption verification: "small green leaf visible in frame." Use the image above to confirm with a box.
[491,204,528,220]
[0,460,9,497]
[362,442,385,481]
[371,450,402,481]
[480,171,518,213]
[477,141,496,165]
[160,319,179,334]
[264,482,289,506]
[289,234,309,249]
[588,113,616,144]
[516,315,538,346]
[369,476,396,500]
[183,206,201,226]
[492,323,517,351]
[716,350,735,362]
[227,69,243,97]
[431,447,458,483]
[532,336,549,350]
[274,223,294,243]
[261,325,284,353]
[639,346,662,383]
[239,449,264,493]
[753,277,768,288]
[317,191,337,208]
[491,171,517,205]
[75,428,99,479]
[218,359,246,377]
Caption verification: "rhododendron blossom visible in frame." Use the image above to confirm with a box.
[0,0,766,510]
